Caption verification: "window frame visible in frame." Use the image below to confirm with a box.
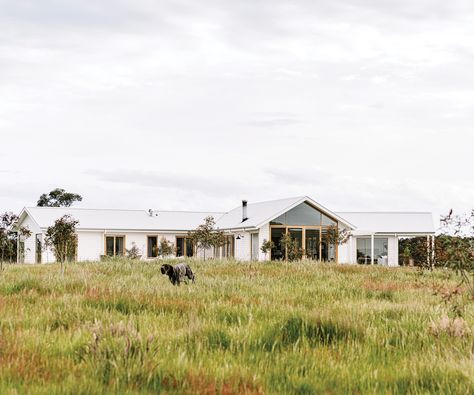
[104,235,126,257]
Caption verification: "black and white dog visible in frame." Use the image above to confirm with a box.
[160,263,195,286]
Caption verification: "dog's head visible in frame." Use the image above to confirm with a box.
[160,264,173,275]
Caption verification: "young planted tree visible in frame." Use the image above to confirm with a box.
[44,215,79,275]
[280,233,304,262]
[0,212,31,270]
[188,216,225,260]
[260,239,275,261]
[126,242,142,260]
[438,210,474,297]
[158,237,174,257]
[37,188,83,207]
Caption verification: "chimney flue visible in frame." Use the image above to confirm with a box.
[242,200,248,222]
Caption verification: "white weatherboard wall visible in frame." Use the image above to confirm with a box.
[234,232,251,261]
[258,224,270,261]
[20,215,41,264]
[338,242,350,264]
[78,231,104,261]
[387,236,399,266]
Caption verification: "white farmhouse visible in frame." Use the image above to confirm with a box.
[16,196,435,266]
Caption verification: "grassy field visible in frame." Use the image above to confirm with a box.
[0,260,473,394]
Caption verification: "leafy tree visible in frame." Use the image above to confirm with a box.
[158,237,174,257]
[398,237,431,268]
[37,188,82,207]
[188,216,225,260]
[325,225,350,246]
[280,233,304,261]
[44,215,79,274]
[126,242,142,260]
[438,210,474,298]
[0,212,32,270]
[260,239,275,261]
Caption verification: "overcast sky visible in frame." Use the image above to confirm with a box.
[1,0,474,220]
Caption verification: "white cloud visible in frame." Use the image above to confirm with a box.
[1,0,474,218]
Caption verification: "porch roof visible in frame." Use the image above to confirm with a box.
[335,212,436,235]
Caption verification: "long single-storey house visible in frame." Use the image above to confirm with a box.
[16,196,435,266]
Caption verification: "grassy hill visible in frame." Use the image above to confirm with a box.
[0,260,473,394]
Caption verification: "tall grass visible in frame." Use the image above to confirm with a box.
[0,259,472,394]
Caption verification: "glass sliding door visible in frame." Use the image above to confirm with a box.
[271,228,285,260]
[321,229,336,262]
[305,229,320,260]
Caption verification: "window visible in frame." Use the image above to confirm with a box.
[176,237,194,257]
[271,228,286,260]
[305,229,320,260]
[356,238,388,264]
[35,234,42,264]
[222,235,234,258]
[105,236,125,257]
[270,202,336,226]
[147,236,158,258]
[321,228,336,262]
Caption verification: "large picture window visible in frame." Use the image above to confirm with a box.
[105,236,125,257]
[356,238,388,264]
[270,202,336,226]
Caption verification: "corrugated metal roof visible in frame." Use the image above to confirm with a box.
[24,207,224,231]
[215,196,355,230]
[335,212,435,234]
[22,201,435,235]
[215,196,304,229]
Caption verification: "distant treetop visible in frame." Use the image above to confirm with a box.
[37,188,83,207]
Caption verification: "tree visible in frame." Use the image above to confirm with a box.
[126,243,142,260]
[37,188,82,207]
[188,216,225,260]
[158,237,174,257]
[325,225,350,246]
[44,215,79,274]
[260,239,275,261]
[0,212,31,270]
[438,210,474,298]
[280,233,304,261]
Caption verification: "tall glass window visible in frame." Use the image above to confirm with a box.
[305,229,320,260]
[271,228,286,260]
[147,236,158,258]
[356,238,388,264]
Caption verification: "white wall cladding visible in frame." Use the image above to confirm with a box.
[387,236,399,266]
[258,224,270,261]
[19,215,41,264]
[77,231,104,261]
[234,232,251,261]
[338,242,350,264]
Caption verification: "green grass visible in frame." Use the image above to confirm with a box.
[0,259,473,394]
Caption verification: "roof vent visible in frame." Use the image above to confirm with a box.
[242,200,248,222]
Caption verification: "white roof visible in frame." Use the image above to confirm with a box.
[22,207,224,231]
[336,212,435,234]
[19,199,434,235]
[215,196,355,230]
